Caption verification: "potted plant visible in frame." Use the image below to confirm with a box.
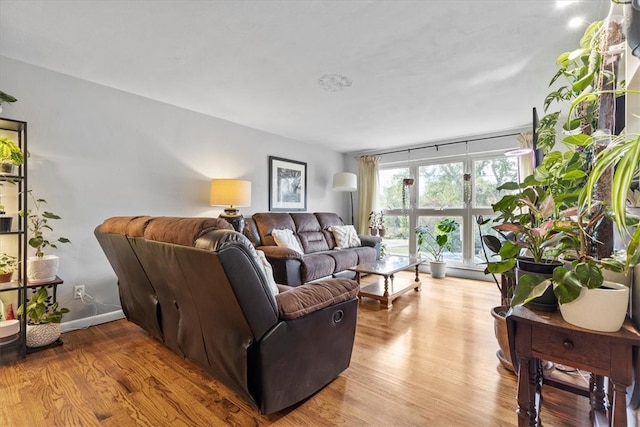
[415,218,459,278]
[20,191,71,283]
[368,211,381,236]
[377,211,385,237]
[0,136,24,174]
[0,252,18,283]
[16,287,69,347]
[483,149,590,310]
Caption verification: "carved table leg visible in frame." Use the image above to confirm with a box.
[516,355,539,426]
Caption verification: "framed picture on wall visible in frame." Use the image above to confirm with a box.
[269,156,307,211]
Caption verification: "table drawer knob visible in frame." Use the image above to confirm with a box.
[563,339,574,350]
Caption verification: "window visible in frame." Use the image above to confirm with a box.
[378,167,409,210]
[474,157,519,208]
[378,153,519,270]
[418,162,463,209]
[381,214,409,256]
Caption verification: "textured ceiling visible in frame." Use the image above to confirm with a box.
[0,0,611,153]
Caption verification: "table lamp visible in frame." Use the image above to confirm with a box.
[210,179,251,232]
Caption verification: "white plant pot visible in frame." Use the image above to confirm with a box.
[26,322,61,347]
[430,261,447,278]
[0,319,19,338]
[558,281,629,333]
[27,255,59,284]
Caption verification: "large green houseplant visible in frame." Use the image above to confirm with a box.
[503,11,638,331]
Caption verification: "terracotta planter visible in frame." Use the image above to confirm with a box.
[378,228,386,238]
[370,228,378,236]
[0,272,13,283]
[558,281,629,332]
[491,306,514,373]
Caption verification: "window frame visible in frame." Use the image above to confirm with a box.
[378,151,518,269]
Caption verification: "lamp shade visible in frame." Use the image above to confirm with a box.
[504,147,533,157]
[210,179,252,207]
[332,172,357,192]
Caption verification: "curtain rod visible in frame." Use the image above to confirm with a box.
[366,132,522,157]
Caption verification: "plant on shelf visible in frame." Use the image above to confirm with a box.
[17,288,69,324]
[17,287,69,347]
[20,190,70,284]
[0,136,24,174]
[21,190,70,258]
[0,252,18,282]
[483,150,588,291]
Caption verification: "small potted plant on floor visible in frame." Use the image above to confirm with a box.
[21,190,71,283]
[416,218,459,278]
[17,287,69,347]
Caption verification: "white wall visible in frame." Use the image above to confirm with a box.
[0,56,349,325]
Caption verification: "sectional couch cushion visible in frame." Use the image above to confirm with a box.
[245,212,381,286]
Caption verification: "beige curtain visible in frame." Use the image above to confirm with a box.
[357,155,380,235]
[517,131,534,179]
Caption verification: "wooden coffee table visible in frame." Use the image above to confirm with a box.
[348,256,424,309]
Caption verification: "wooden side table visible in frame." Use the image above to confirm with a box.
[507,305,640,427]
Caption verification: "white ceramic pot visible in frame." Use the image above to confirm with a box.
[27,255,59,284]
[558,281,629,332]
[430,261,447,278]
[26,322,61,347]
[0,319,19,338]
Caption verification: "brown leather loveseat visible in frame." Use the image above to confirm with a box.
[244,212,380,286]
[94,216,359,414]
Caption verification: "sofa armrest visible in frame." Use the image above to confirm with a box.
[359,235,382,248]
[275,278,359,320]
[257,245,304,261]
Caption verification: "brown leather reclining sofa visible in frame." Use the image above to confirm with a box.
[94,216,359,414]
[244,212,381,286]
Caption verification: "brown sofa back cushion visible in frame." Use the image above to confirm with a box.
[252,212,348,254]
[253,212,297,247]
[291,213,330,253]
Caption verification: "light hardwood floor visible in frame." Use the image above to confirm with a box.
[0,273,602,426]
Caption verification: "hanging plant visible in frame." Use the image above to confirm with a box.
[402,178,414,209]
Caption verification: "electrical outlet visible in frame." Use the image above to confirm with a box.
[74,285,85,299]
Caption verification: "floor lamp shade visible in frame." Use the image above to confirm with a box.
[332,172,357,192]
[332,172,357,225]
[210,179,251,232]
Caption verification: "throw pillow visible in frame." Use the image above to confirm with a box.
[255,250,279,297]
[271,228,304,254]
[329,225,361,249]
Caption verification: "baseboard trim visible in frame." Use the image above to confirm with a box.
[61,310,125,333]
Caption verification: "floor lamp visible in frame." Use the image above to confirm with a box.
[332,172,357,225]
